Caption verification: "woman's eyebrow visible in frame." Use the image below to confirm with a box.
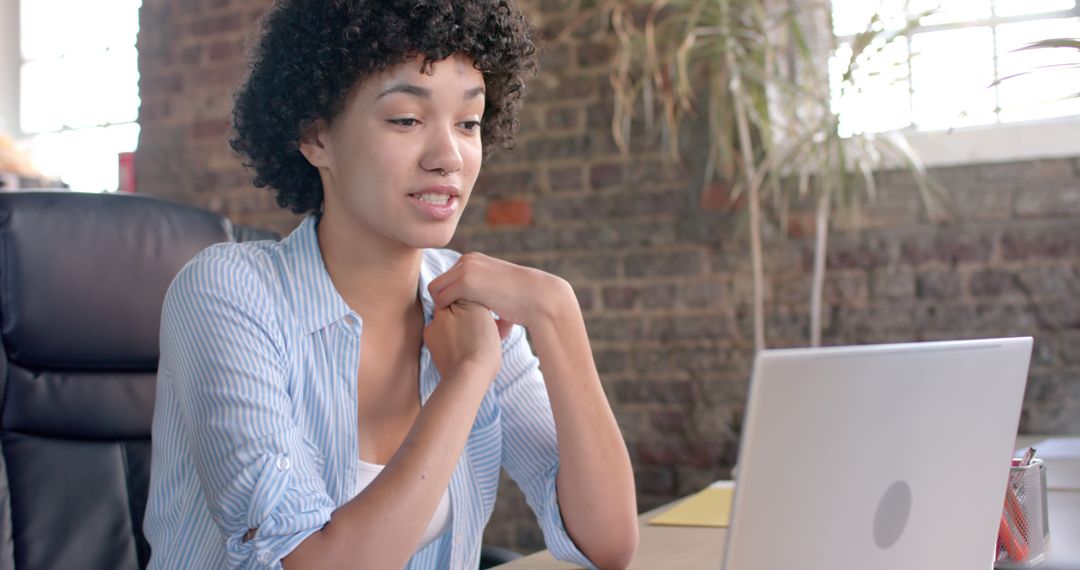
[375,83,486,101]
[376,83,430,100]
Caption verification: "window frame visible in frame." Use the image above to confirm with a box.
[830,1,1080,167]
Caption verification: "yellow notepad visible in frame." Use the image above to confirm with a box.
[649,483,733,528]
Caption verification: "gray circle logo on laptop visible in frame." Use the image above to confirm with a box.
[873,481,912,549]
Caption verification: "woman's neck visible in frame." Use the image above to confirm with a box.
[316,213,424,323]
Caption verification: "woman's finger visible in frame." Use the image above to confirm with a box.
[427,262,464,298]
[433,279,469,310]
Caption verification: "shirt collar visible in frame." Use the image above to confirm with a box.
[282,214,438,335]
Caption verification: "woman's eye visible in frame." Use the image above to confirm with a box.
[389,118,419,127]
[460,120,481,132]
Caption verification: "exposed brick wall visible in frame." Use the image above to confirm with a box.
[136,0,301,235]
[136,0,1080,555]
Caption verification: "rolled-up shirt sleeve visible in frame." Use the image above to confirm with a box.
[494,325,596,569]
[160,250,334,568]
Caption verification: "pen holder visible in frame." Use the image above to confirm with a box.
[995,458,1050,568]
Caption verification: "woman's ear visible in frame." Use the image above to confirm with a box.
[298,119,332,168]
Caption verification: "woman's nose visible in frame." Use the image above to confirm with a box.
[420,124,465,175]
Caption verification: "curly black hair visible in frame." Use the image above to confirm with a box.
[229,0,537,214]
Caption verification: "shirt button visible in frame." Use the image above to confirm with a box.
[277,456,290,471]
[259,551,272,564]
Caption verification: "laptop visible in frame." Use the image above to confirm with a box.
[722,337,1033,570]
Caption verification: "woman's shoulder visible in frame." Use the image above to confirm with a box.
[167,240,286,310]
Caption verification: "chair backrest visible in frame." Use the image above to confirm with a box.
[0,190,269,570]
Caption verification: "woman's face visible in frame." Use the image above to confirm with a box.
[302,53,485,251]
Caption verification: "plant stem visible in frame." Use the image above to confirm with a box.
[725,39,765,351]
[810,186,830,347]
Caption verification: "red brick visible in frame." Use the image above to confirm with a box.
[208,40,244,62]
[700,180,744,211]
[602,286,638,310]
[178,45,202,65]
[190,118,231,139]
[636,441,724,469]
[199,169,249,191]
[485,199,533,227]
[176,0,203,13]
[589,162,623,190]
[548,166,583,192]
[538,44,572,69]
[474,170,533,195]
[576,42,613,68]
[649,411,686,435]
[190,13,243,36]
[786,212,817,239]
[573,284,595,311]
[138,100,173,123]
[139,73,183,96]
[187,65,244,88]
[545,106,581,130]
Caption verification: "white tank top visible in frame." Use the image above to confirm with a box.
[356,458,451,549]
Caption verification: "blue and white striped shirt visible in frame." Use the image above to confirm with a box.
[145,214,594,569]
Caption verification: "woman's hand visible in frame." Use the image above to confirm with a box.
[423,300,503,381]
[427,253,575,333]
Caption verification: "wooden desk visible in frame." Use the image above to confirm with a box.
[497,436,1080,569]
[496,488,1080,569]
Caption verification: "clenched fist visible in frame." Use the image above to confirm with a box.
[422,300,503,383]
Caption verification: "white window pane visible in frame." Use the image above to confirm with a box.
[65,0,142,53]
[831,0,952,37]
[831,0,913,37]
[831,38,912,136]
[21,0,141,59]
[25,124,140,193]
[996,18,1080,122]
[995,0,1076,17]
[114,0,144,49]
[920,0,992,25]
[56,48,142,129]
[105,48,142,124]
[20,0,69,60]
[911,27,998,130]
[20,60,66,133]
[832,0,884,37]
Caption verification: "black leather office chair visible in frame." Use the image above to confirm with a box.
[0,190,269,569]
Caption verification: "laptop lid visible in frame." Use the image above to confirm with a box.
[722,337,1032,570]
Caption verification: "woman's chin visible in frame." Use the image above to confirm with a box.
[401,227,458,250]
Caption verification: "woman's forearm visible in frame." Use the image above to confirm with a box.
[528,285,639,569]
[282,365,491,570]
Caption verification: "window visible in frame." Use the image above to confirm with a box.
[829,0,1080,164]
[17,0,142,192]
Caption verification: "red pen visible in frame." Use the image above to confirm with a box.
[1000,512,1029,561]
[998,447,1037,561]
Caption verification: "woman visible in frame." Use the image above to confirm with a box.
[143,1,638,569]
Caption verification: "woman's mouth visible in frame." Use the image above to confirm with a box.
[413,192,451,205]
[408,191,459,220]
